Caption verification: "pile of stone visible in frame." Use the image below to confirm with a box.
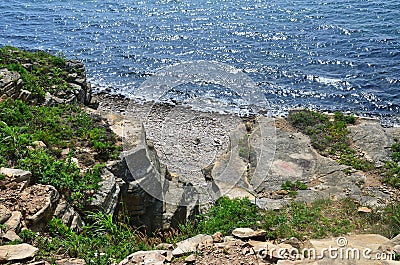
[0,69,28,101]
[0,60,92,106]
[119,228,400,265]
[0,167,83,235]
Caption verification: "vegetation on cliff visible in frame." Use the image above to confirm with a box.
[0,99,121,208]
[2,47,400,264]
[288,110,373,171]
[0,46,75,101]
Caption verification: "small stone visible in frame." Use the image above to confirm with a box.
[184,254,196,263]
[358,206,372,213]
[156,243,174,250]
[284,237,302,249]
[242,247,249,255]
[32,141,46,149]
[4,211,22,233]
[172,234,213,256]
[55,258,86,265]
[212,231,224,243]
[276,190,289,195]
[232,228,266,240]
[0,168,31,182]
[2,230,21,242]
[224,236,237,242]
[0,204,11,224]
[61,148,70,156]
[118,250,171,265]
[0,243,38,261]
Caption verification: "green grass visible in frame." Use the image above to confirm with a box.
[0,46,74,101]
[288,110,373,171]
[177,197,400,241]
[382,140,400,188]
[0,99,121,208]
[180,197,260,237]
[14,196,400,263]
[31,214,156,265]
[281,180,308,197]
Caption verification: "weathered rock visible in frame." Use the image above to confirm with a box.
[306,234,397,264]
[349,119,392,166]
[172,234,213,256]
[0,243,38,262]
[394,245,400,254]
[248,240,296,262]
[211,126,249,190]
[107,120,198,231]
[89,169,120,216]
[55,258,86,265]
[232,228,266,240]
[53,199,84,231]
[25,185,60,231]
[118,250,172,265]
[212,231,224,243]
[4,211,22,233]
[0,204,11,224]
[256,197,289,211]
[27,261,50,265]
[0,69,23,99]
[391,234,400,245]
[2,230,21,242]
[0,167,31,183]
[184,254,196,263]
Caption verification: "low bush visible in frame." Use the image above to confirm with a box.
[33,214,155,265]
[0,99,121,208]
[0,46,72,101]
[288,110,373,171]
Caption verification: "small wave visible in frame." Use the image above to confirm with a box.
[305,75,353,90]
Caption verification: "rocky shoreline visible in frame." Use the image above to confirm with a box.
[94,92,400,209]
[2,47,400,264]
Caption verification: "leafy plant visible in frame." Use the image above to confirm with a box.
[288,110,373,171]
[19,229,37,244]
[0,99,121,209]
[180,196,260,237]
[382,140,400,188]
[281,180,307,196]
[36,215,154,265]
[0,46,73,101]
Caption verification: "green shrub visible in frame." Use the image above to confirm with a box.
[181,196,259,236]
[0,99,121,209]
[19,229,37,244]
[281,180,308,196]
[36,215,153,265]
[382,140,400,188]
[0,46,72,101]
[288,110,373,171]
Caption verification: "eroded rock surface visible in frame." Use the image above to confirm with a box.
[0,167,83,233]
[0,243,38,262]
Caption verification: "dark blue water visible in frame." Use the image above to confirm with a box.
[1,0,400,120]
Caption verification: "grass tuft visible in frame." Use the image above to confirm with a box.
[288,110,373,171]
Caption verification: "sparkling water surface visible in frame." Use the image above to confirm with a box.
[1,0,399,121]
